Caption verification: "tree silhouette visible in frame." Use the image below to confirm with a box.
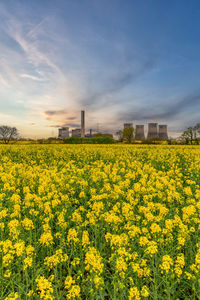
[0,125,18,143]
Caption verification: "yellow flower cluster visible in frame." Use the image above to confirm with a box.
[1,144,200,298]
[65,276,81,299]
[36,276,54,299]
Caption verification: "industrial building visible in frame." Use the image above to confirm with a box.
[58,110,86,138]
[81,110,85,137]
[72,129,81,137]
[135,125,145,140]
[85,129,93,138]
[57,110,168,141]
[124,123,133,128]
[58,127,69,139]
[147,123,159,139]
[71,110,85,138]
[158,125,168,140]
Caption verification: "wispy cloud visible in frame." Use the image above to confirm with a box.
[79,58,156,109]
[6,18,64,79]
[0,74,10,87]
[46,123,80,129]
[44,110,80,128]
[117,90,200,122]
[20,73,44,81]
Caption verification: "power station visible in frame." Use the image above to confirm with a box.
[124,123,133,128]
[158,125,168,140]
[135,125,145,140]
[81,110,85,137]
[123,122,168,140]
[59,110,87,138]
[58,127,69,139]
[58,110,168,140]
[147,123,158,139]
[72,129,81,137]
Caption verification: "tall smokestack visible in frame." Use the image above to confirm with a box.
[147,123,158,139]
[81,110,85,137]
[135,125,145,140]
[158,125,168,140]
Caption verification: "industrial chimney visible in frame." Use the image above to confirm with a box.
[81,110,85,137]
[135,125,145,140]
[158,125,168,140]
[147,123,158,139]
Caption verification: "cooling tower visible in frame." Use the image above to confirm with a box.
[124,123,133,128]
[147,123,158,139]
[135,125,145,140]
[81,110,85,137]
[158,125,168,140]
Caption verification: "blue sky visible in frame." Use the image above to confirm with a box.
[0,0,200,138]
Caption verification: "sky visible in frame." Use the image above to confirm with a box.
[0,0,200,138]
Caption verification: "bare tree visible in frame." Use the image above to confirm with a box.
[0,126,18,144]
[193,123,200,144]
[180,123,200,144]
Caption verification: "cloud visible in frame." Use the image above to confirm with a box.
[79,59,156,109]
[0,74,10,87]
[44,110,80,128]
[68,116,77,120]
[46,124,61,128]
[44,110,78,120]
[45,110,67,116]
[0,5,66,93]
[47,123,80,128]
[7,21,63,79]
[26,18,48,40]
[117,91,200,122]
[64,123,80,128]
[20,73,44,81]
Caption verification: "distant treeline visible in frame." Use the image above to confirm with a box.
[63,136,116,144]
[1,137,199,145]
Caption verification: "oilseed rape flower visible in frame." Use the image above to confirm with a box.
[14,240,25,256]
[36,276,54,299]
[82,230,90,247]
[141,286,149,298]
[39,232,54,246]
[65,276,81,299]
[85,246,103,274]
[4,292,19,300]
[44,249,68,270]
[65,276,75,289]
[174,253,185,278]
[67,228,79,244]
[160,255,173,273]
[1,144,200,298]
[66,285,81,299]
[21,217,34,230]
[4,270,11,278]
[129,286,141,300]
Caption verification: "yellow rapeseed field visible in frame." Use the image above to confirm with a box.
[0,144,200,299]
